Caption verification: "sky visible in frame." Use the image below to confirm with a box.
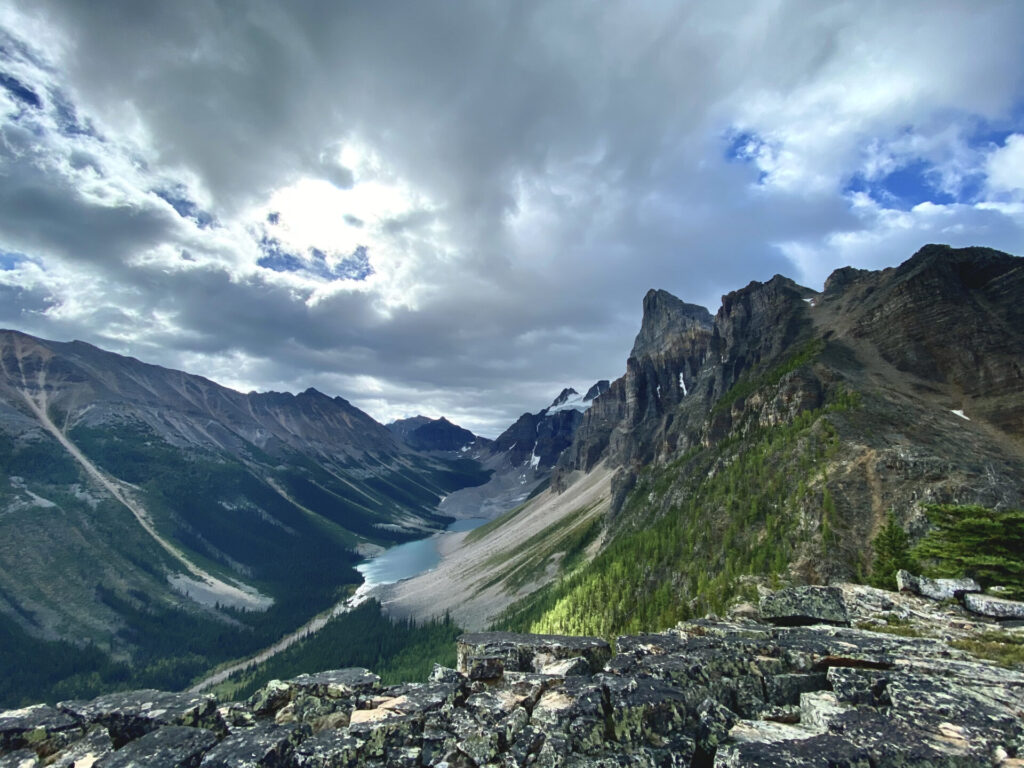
[1,1,1022,437]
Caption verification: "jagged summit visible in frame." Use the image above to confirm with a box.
[549,387,579,408]
[630,288,713,360]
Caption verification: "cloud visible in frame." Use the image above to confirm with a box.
[986,134,1024,199]
[0,1,1023,436]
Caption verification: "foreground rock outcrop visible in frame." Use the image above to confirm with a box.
[3,585,1023,766]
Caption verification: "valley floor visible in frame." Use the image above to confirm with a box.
[375,463,613,630]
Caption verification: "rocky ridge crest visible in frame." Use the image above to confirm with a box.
[4,585,1022,767]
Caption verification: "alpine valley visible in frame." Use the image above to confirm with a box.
[2,244,1024,733]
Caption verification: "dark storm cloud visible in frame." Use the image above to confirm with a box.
[0,148,179,267]
[1,1,1023,434]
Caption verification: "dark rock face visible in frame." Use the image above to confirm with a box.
[7,586,1021,766]
[759,586,850,626]
[97,725,217,768]
[57,690,225,748]
[834,244,1024,438]
[559,290,715,477]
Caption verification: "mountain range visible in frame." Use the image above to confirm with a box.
[377,244,1024,634]
[1,242,1022,707]
[0,331,490,699]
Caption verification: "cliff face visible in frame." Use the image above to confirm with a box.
[556,244,1024,527]
[494,245,1024,637]
[4,584,1021,767]
[557,290,714,479]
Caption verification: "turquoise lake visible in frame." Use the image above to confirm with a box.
[355,517,487,588]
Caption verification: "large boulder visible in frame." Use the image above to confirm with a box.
[896,570,981,600]
[96,725,217,768]
[456,632,611,676]
[0,705,82,757]
[57,691,225,748]
[759,586,849,626]
[963,592,1024,619]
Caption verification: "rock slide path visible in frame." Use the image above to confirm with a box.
[9,360,271,612]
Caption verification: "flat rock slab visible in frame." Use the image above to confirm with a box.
[457,632,611,674]
[716,729,871,767]
[963,592,1024,619]
[896,570,980,600]
[58,691,224,748]
[759,586,849,626]
[199,723,308,768]
[95,725,217,768]
[284,669,380,698]
[0,704,81,755]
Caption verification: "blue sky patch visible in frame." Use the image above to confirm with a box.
[0,250,28,270]
[0,71,41,109]
[258,237,373,281]
[845,159,961,210]
[155,187,215,228]
[724,129,763,162]
[51,93,97,138]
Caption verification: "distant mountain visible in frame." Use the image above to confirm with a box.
[436,381,610,519]
[388,416,484,452]
[0,330,489,701]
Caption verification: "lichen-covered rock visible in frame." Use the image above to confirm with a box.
[531,678,607,755]
[0,704,82,757]
[48,726,114,768]
[457,632,611,676]
[290,728,360,768]
[199,723,309,767]
[6,584,1024,767]
[759,586,849,626]
[58,691,225,748]
[0,749,38,768]
[715,728,872,767]
[963,592,1024,619]
[896,570,981,600]
[95,725,217,768]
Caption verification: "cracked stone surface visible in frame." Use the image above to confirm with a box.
[3,585,1023,766]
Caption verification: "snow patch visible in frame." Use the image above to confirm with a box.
[655,385,661,399]
[678,373,688,396]
[530,451,541,469]
[951,409,970,421]
[546,391,593,414]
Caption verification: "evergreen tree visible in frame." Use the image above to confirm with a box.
[869,511,915,590]
[912,505,1024,597]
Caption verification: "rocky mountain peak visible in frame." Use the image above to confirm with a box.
[550,387,579,408]
[630,289,713,360]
